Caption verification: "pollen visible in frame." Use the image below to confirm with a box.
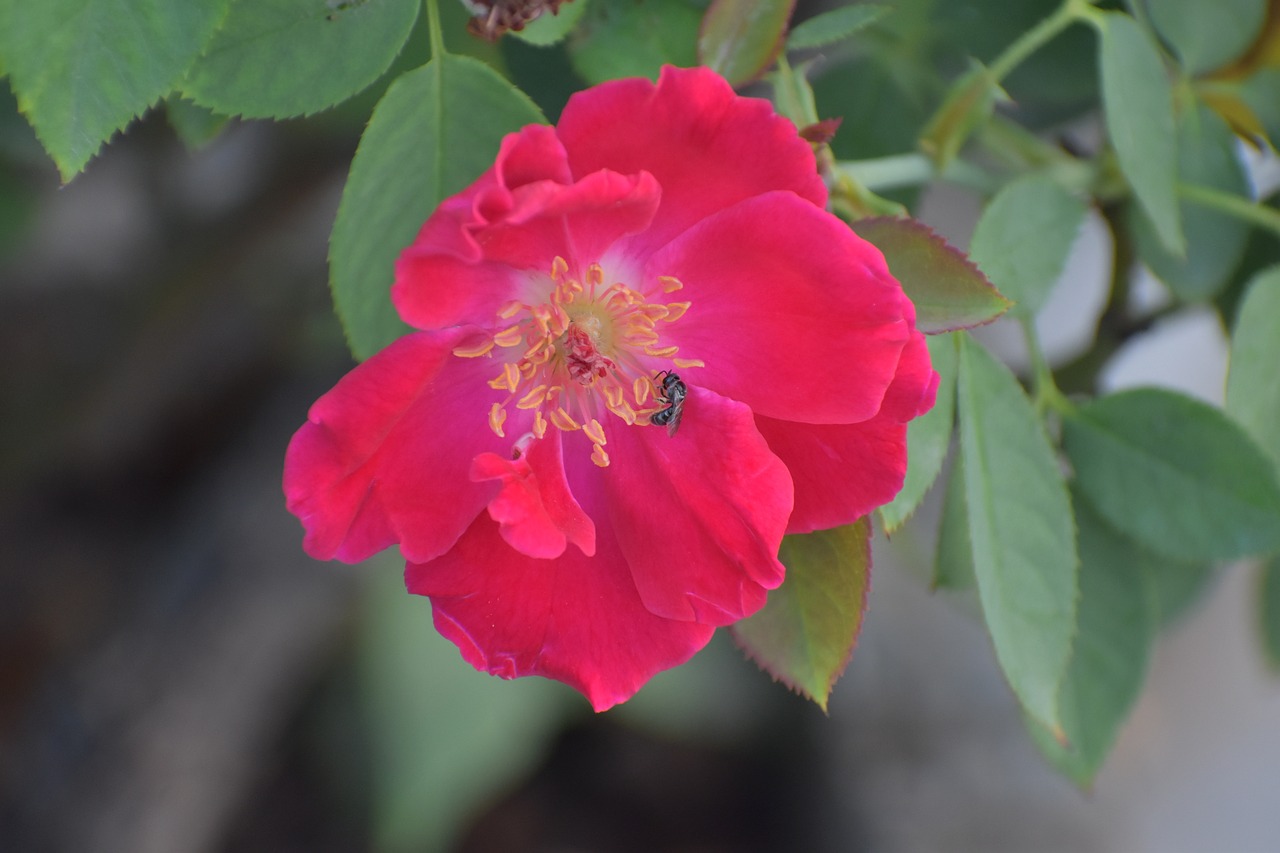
[469,257,696,465]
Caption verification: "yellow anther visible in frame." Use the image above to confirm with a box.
[634,376,652,405]
[659,275,683,292]
[663,301,691,322]
[604,384,624,408]
[498,300,524,319]
[489,362,519,391]
[673,357,705,369]
[606,398,637,425]
[583,418,607,447]
[551,303,570,337]
[549,408,581,431]
[493,325,524,347]
[646,345,679,358]
[532,410,548,439]
[517,384,549,410]
[453,338,495,358]
[551,256,569,280]
[591,443,610,467]
[489,403,507,437]
[586,264,604,287]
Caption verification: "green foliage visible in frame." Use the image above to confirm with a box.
[1146,0,1268,76]
[1064,389,1280,562]
[956,333,1078,733]
[881,333,957,533]
[852,217,1012,333]
[567,0,701,84]
[1226,266,1280,467]
[787,3,889,51]
[0,0,228,178]
[732,519,873,711]
[330,55,546,360]
[968,175,1087,317]
[1098,11,1185,256]
[933,450,976,590]
[1029,491,1156,787]
[1130,105,1251,301]
[181,0,419,119]
[699,0,794,87]
[513,0,591,46]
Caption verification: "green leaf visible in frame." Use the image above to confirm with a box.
[919,62,1005,169]
[512,0,591,46]
[182,0,419,119]
[731,519,872,711]
[1260,558,1280,671]
[1063,388,1280,562]
[1098,12,1184,256]
[851,217,1012,333]
[1130,105,1251,301]
[164,96,227,149]
[0,0,229,179]
[698,0,795,87]
[330,56,546,360]
[1150,556,1215,627]
[881,333,957,532]
[967,175,1087,317]
[358,561,570,852]
[787,3,889,51]
[568,0,701,84]
[1147,0,1267,76]
[1226,265,1280,468]
[1029,490,1155,787]
[934,449,976,590]
[956,332,1077,732]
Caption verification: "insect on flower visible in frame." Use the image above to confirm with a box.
[650,370,687,436]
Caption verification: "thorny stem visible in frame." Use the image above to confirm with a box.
[1020,316,1074,417]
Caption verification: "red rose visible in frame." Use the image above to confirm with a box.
[285,66,936,710]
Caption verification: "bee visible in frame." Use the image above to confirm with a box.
[650,370,687,436]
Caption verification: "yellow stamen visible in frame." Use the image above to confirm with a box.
[549,407,581,431]
[591,443,610,467]
[583,418,607,447]
[493,325,524,347]
[488,403,507,437]
[659,275,683,292]
[453,337,495,358]
[673,357,705,369]
[663,302,691,322]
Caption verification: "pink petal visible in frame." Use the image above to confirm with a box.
[394,133,661,332]
[878,329,939,422]
[470,431,596,559]
[557,65,827,258]
[649,191,915,424]
[596,386,792,625]
[408,512,715,712]
[283,330,510,564]
[755,414,910,534]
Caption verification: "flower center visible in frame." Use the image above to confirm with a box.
[453,256,702,467]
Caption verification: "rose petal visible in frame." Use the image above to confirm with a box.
[596,386,791,625]
[394,170,661,331]
[471,431,596,559]
[408,512,715,712]
[754,414,910,534]
[283,330,510,564]
[648,191,915,424]
[878,330,939,422]
[557,65,827,258]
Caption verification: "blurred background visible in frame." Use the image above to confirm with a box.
[3,1,1280,851]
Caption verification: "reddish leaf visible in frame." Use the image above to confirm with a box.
[699,0,796,87]
[731,518,872,711]
[852,217,1012,333]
